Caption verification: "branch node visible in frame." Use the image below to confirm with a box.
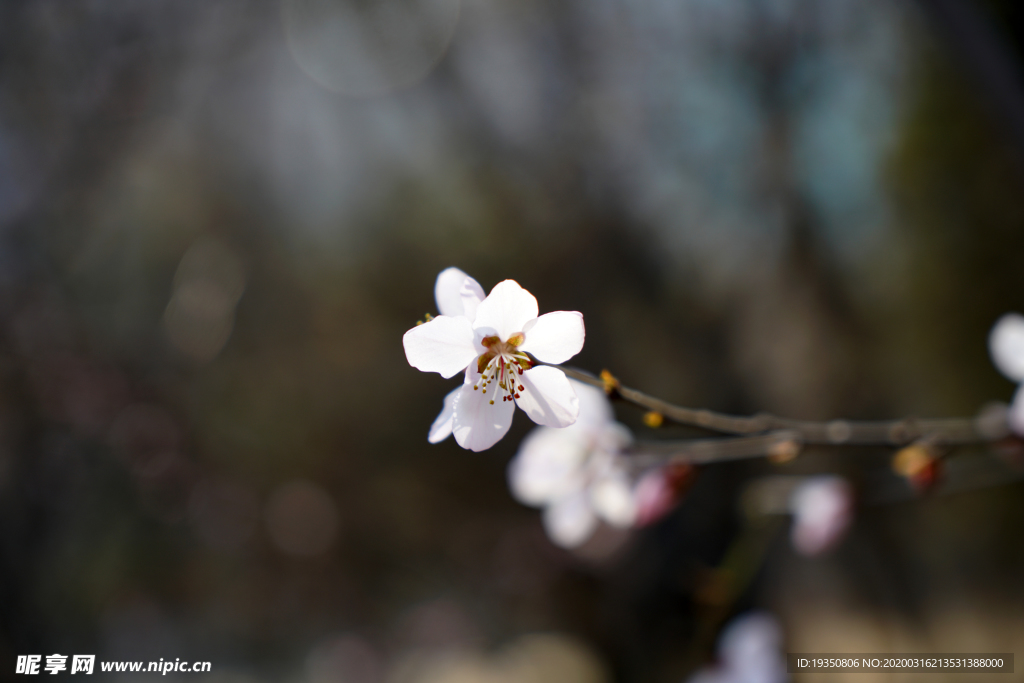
[599,369,620,396]
[767,435,802,464]
[826,420,853,444]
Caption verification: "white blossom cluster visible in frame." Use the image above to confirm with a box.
[404,268,665,548]
[407,269,992,554]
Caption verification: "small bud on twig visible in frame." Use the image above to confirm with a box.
[892,441,942,493]
[599,369,620,396]
[643,411,664,428]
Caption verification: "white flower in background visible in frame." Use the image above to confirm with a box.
[507,379,635,548]
[989,313,1024,435]
[788,475,853,557]
[404,272,585,451]
[687,612,788,683]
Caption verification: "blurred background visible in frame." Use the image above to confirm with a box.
[2,0,1024,680]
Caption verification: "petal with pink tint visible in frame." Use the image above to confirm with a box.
[515,366,579,428]
[434,268,477,318]
[507,427,588,506]
[521,311,585,364]
[459,277,486,321]
[452,373,516,452]
[589,472,636,528]
[403,315,477,379]
[789,476,853,556]
[473,280,538,340]
[543,491,597,548]
[427,386,461,444]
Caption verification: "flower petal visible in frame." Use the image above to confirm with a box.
[717,613,786,680]
[521,311,585,364]
[473,280,538,340]
[589,471,637,528]
[460,278,486,322]
[507,427,588,506]
[515,366,579,428]
[452,376,516,452]
[990,313,1024,382]
[433,268,471,317]
[427,386,461,444]
[542,491,597,548]
[568,379,614,427]
[632,469,676,527]
[403,316,478,378]
[789,476,852,556]
[592,421,633,453]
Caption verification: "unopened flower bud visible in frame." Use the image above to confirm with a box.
[892,442,942,493]
[633,463,696,527]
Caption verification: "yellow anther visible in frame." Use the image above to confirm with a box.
[482,389,486,394]
[643,411,664,428]
[489,400,494,405]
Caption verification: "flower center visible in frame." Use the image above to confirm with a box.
[473,333,533,405]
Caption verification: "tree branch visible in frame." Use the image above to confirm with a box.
[627,431,803,467]
[553,364,1010,447]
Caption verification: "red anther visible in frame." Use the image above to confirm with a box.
[518,385,524,391]
[515,393,521,399]
[518,368,523,375]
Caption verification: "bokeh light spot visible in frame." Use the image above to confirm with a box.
[163,237,245,363]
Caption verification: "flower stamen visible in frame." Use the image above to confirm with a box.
[475,334,533,407]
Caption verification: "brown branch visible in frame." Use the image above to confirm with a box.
[553,364,1010,447]
[626,431,804,467]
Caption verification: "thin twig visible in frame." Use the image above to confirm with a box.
[553,364,1010,446]
[626,431,803,467]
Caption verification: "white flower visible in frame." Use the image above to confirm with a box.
[433,266,486,322]
[788,475,853,557]
[989,312,1024,435]
[506,380,635,548]
[404,272,586,452]
[421,268,486,445]
[687,612,788,683]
